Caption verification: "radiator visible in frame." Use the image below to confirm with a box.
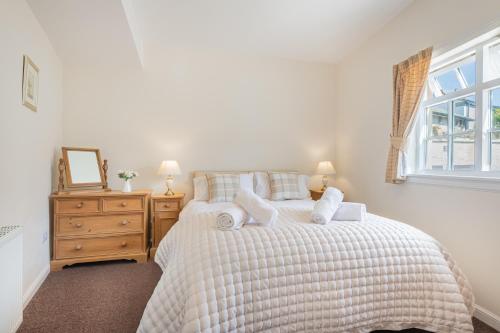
[0,225,23,333]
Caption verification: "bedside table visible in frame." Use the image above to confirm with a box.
[310,190,324,201]
[310,189,345,201]
[150,193,184,257]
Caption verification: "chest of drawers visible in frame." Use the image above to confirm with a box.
[50,191,150,271]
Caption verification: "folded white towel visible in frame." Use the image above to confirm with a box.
[234,189,278,226]
[216,206,249,231]
[332,202,367,222]
[311,187,343,224]
[320,187,344,204]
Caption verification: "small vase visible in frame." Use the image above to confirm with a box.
[122,179,132,193]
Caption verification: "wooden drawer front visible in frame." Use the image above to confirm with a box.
[103,197,144,212]
[56,214,144,236]
[55,234,143,259]
[56,199,100,214]
[155,200,179,212]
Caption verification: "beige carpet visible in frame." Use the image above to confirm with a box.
[18,260,498,333]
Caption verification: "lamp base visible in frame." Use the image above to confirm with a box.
[321,175,328,191]
[165,176,175,196]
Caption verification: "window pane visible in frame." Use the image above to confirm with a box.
[458,61,475,86]
[491,88,500,129]
[453,95,475,133]
[486,41,500,81]
[452,132,475,170]
[491,132,500,171]
[429,103,449,136]
[426,138,448,170]
[435,71,461,94]
[430,56,475,97]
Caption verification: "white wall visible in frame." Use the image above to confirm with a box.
[0,0,63,300]
[63,48,336,197]
[335,0,500,317]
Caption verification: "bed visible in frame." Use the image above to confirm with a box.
[138,199,474,333]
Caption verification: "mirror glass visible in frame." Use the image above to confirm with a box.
[66,150,102,184]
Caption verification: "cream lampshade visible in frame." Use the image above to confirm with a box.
[316,161,336,191]
[158,160,181,196]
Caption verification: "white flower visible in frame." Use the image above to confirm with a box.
[117,169,138,180]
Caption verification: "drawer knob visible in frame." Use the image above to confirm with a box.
[75,223,83,228]
[121,220,129,225]
[75,244,82,250]
[164,204,170,208]
[120,202,128,207]
[76,202,84,208]
[121,241,128,247]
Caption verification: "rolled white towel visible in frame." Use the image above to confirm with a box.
[332,202,367,222]
[216,206,248,231]
[311,187,343,224]
[311,199,340,225]
[320,187,344,204]
[234,189,278,226]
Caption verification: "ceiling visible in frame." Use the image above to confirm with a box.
[28,0,413,67]
[27,0,143,68]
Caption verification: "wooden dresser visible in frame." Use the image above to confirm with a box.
[150,193,184,257]
[50,190,150,271]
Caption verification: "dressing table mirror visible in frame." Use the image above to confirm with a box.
[57,147,109,193]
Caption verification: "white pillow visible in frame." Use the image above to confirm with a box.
[193,176,209,201]
[298,174,311,199]
[254,172,310,199]
[254,172,271,199]
[193,173,254,201]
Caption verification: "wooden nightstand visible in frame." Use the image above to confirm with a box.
[310,190,324,201]
[310,189,345,200]
[150,193,184,257]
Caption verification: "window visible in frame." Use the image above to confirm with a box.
[413,32,500,178]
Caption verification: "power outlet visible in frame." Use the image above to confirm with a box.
[42,230,48,243]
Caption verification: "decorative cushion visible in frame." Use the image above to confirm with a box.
[206,173,241,203]
[268,172,302,200]
[255,172,310,199]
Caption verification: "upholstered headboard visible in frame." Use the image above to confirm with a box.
[192,170,298,178]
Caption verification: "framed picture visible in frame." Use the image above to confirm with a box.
[22,55,39,112]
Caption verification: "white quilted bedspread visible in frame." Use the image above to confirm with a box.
[138,200,474,333]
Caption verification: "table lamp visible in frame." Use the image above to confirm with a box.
[158,160,181,196]
[316,161,336,191]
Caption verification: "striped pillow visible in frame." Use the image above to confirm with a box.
[269,172,302,200]
[206,173,240,203]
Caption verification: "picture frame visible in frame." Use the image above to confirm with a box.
[22,55,39,112]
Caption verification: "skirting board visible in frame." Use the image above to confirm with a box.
[475,304,500,331]
[23,264,50,308]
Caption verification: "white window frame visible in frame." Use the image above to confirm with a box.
[408,29,500,191]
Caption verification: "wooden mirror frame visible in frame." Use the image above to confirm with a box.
[60,147,108,191]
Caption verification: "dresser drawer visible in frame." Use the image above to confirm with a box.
[102,197,144,212]
[55,199,100,214]
[154,200,180,212]
[55,234,143,259]
[56,214,144,236]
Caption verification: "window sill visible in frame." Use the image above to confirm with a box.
[406,173,500,192]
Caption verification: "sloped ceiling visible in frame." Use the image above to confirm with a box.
[27,0,143,68]
[28,0,413,67]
